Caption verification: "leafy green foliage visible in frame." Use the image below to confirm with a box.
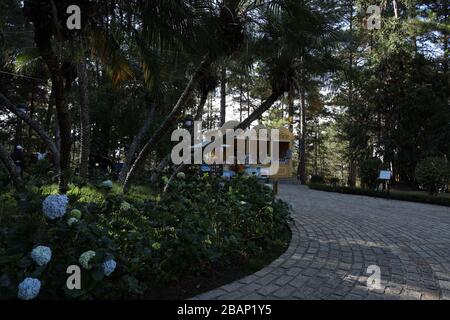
[309,183,450,207]
[310,174,324,184]
[0,176,291,299]
[329,177,339,187]
[0,167,10,190]
[415,157,450,195]
[359,158,382,189]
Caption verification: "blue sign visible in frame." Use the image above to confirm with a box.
[222,170,236,179]
[245,167,261,176]
[201,164,211,172]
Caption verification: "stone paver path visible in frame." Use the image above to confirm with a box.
[195,184,450,300]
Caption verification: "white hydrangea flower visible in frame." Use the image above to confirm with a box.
[120,202,131,211]
[100,180,113,189]
[42,194,68,220]
[78,250,96,269]
[102,259,117,277]
[17,278,41,300]
[31,246,52,266]
[176,172,186,179]
[70,209,82,219]
[67,217,78,226]
[152,242,161,250]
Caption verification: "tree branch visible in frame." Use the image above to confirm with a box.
[122,57,211,192]
[0,93,60,168]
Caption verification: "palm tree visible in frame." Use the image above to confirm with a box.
[23,0,80,192]
[76,38,91,180]
[121,0,252,192]
[220,65,227,126]
[259,0,342,184]
[22,0,134,190]
[120,0,337,191]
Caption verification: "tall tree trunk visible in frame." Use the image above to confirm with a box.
[42,104,53,153]
[348,159,357,187]
[314,121,319,175]
[238,89,284,130]
[0,144,23,190]
[220,66,226,126]
[392,0,399,18]
[295,53,307,184]
[118,104,156,183]
[24,0,70,192]
[247,87,251,118]
[149,154,171,185]
[239,75,243,122]
[443,0,449,73]
[95,59,101,84]
[27,87,35,150]
[13,117,23,147]
[52,77,71,193]
[37,47,71,192]
[54,113,61,159]
[195,90,209,121]
[150,92,209,187]
[347,0,357,188]
[44,93,54,134]
[77,42,91,180]
[297,79,307,184]
[121,58,211,192]
[288,85,295,132]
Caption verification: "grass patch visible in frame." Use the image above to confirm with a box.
[309,183,450,208]
[38,182,155,205]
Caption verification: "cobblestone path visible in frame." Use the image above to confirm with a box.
[195,184,450,300]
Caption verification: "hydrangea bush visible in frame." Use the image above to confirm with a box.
[67,217,78,226]
[0,189,120,299]
[176,172,186,179]
[100,180,113,189]
[17,278,41,300]
[79,251,96,270]
[102,259,117,277]
[69,209,82,219]
[30,246,52,266]
[415,157,450,195]
[119,201,131,212]
[0,176,291,299]
[42,194,68,220]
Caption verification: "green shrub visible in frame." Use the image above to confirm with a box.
[0,200,121,299]
[0,192,18,224]
[359,158,382,189]
[28,159,52,177]
[97,176,291,285]
[329,177,340,187]
[0,175,291,299]
[309,183,450,207]
[0,167,10,190]
[310,174,324,184]
[415,157,450,195]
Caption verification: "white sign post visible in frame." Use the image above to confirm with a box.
[378,170,392,193]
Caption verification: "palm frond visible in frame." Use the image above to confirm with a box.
[90,29,134,87]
